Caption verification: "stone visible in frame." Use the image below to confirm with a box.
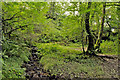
[33,74,39,78]
[26,64,31,67]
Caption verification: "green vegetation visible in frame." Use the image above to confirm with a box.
[1,2,119,79]
[35,43,118,78]
[2,39,30,78]
[100,40,118,55]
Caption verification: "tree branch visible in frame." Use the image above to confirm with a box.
[94,2,106,49]
[5,24,29,35]
[106,21,112,37]
[106,4,120,6]
[2,12,21,22]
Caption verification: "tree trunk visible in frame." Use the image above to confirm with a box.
[85,2,95,55]
[117,4,120,63]
[81,16,85,54]
[94,2,106,50]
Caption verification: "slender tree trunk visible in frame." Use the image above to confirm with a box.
[81,16,85,54]
[85,2,95,55]
[117,5,120,80]
[117,4,120,56]
[82,29,85,53]
[94,2,106,50]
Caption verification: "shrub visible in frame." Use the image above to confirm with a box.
[100,40,118,55]
[2,38,31,78]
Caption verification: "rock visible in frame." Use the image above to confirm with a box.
[33,68,36,71]
[38,72,41,77]
[33,74,39,78]
[37,70,42,74]
[26,64,31,67]
[28,70,35,74]
[40,75,43,78]
[27,67,33,71]
[25,73,31,79]
[31,63,35,66]
[36,67,40,70]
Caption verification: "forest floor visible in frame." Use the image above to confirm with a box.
[23,43,118,79]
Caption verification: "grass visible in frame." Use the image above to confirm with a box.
[103,53,118,55]
[40,55,107,78]
[35,42,118,78]
[35,43,83,57]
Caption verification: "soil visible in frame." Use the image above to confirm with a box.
[97,54,118,78]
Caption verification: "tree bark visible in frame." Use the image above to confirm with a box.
[81,16,85,54]
[117,5,120,65]
[85,2,95,55]
[94,2,106,50]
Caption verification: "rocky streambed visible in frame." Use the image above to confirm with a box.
[21,46,65,80]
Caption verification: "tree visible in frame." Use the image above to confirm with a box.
[117,3,120,56]
[2,2,49,41]
[84,2,119,55]
[85,2,95,55]
[94,2,106,51]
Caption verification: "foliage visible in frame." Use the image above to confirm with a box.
[35,43,82,57]
[1,2,119,78]
[35,43,91,76]
[2,37,31,78]
[2,56,26,78]
[2,38,30,60]
[100,40,118,55]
